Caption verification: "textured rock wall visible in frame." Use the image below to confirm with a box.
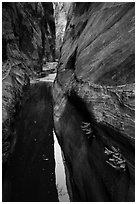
[2,62,29,165]
[2,2,55,165]
[53,2,135,201]
[54,2,70,59]
[2,2,55,72]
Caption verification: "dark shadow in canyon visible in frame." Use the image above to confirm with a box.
[56,90,134,201]
[2,82,59,202]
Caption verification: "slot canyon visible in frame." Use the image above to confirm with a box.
[2,2,135,202]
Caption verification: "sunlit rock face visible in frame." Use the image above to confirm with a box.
[2,2,55,165]
[53,2,135,201]
[2,2,55,72]
[54,2,71,59]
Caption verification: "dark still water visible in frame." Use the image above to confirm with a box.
[3,82,59,202]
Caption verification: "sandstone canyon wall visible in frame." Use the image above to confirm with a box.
[54,2,70,59]
[2,2,55,167]
[53,2,135,201]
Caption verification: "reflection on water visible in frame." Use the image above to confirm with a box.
[53,131,70,202]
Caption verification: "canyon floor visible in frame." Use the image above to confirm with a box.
[3,63,69,202]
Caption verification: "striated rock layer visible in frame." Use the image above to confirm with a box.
[54,2,71,58]
[2,3,55,165]
[2,2,55,72]
[53,2,135,201]
[2,62,29,165]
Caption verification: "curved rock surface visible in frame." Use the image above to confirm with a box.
[2,59,29,166]
[54,2,70,58]
[2,2,55,71]
[2,2,55,165]
[53,2,135,201]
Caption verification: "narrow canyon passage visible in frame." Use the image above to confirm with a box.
[2,2,135,202]
[3,82,59,202]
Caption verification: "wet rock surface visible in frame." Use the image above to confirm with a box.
[2,2,55,167]
[53,2,135,201]
[3,82,58,202]
[2,2,135,202]
[2,62,30,166]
